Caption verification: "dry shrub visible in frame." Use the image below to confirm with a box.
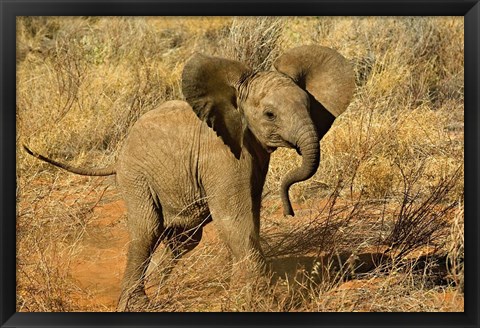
[355,155,395,198]
[218,17,284,71]
[16,172,109,311]
[309,102,463,202]
[383,165,462,259]
[445,204,464,290]
[306,263,463,312]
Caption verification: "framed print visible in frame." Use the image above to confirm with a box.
[2,0,478,327]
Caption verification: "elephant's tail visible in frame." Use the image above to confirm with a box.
[23,144,116,176]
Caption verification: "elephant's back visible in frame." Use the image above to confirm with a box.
[138,100,198,124]
[119,100,202,163]
[127,101,199,142]
[116,99,210,224]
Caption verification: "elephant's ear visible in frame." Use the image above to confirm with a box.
[182,53,252,158]
[274,45,355,137]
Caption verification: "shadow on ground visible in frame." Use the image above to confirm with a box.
[269,251,452,288]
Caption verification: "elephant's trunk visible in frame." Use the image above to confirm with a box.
[280,125,320,217]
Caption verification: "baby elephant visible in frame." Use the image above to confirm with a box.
[24,45,355,311]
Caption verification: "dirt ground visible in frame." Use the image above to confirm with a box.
[67,190,225,310]
[68,196,128,309]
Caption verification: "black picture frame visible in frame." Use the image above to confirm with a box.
[2,1,478,327]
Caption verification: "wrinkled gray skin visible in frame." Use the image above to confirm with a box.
[24,45,355,311]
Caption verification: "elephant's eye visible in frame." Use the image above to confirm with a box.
[264,110,276,121]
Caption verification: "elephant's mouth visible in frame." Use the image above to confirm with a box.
[266,141,302,156]
[267,135,298,153]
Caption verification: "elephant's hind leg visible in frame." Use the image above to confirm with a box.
[117,194,164,312]
[166,224,204,258]
[146,225,204,301]
[159,225,204,281]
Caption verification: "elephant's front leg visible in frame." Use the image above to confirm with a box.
[202,136,271,303]
[207,188,272,310]
[116,180,165,312]
[208,187,268,281]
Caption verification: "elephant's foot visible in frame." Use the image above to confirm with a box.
[228,274,277,311]
[117,290,150,312]
[228,258,275,311]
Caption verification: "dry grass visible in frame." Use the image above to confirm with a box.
[17,16,463,312]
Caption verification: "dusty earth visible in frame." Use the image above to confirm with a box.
[69,196,128,309]
[68,194,229,311]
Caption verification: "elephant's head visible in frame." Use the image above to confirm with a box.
[182,45,355,216]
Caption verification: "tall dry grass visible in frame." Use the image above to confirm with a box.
[17,16,463,312]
